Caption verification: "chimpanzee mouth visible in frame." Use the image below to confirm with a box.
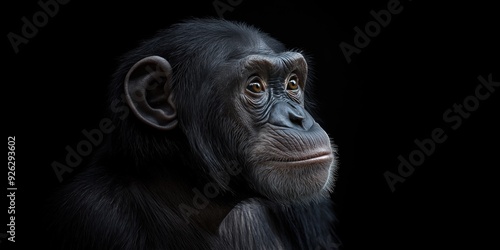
[269,150,334,166]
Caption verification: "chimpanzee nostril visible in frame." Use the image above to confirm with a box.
[289,107,305,126]
[268,102,313,130]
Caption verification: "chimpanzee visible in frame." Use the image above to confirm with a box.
[46,18,340,250]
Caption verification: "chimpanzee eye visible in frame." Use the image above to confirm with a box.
[287,74,300,91]
[246,77,266,93]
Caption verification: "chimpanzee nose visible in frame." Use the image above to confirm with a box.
[268,102,314,130]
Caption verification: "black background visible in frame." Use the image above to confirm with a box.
[2,0,499,249]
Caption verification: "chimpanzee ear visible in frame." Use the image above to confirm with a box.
[124,56,178,130]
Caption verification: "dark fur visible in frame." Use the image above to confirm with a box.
[46,18,340,250]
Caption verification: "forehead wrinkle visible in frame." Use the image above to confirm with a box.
[241,55,274,76]
[239,52,307,77]
[279,52,307,73]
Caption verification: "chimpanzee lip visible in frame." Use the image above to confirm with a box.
[269,150,333,163]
